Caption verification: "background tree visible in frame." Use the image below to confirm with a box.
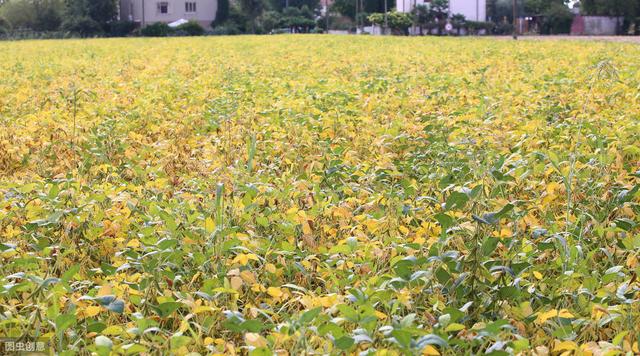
[0,13,9,35]
[239,0,265,33]
[331,0,396,20]
[430,0,450,20]
[62,0,117,34]
[213,0,230,26]
[260,10,283,32]
[540,1,573,33]
[86,0,117,26]
[487,0,525,22]
[330,0,355,19]
[265,0,319,12]
[0,0,63,31]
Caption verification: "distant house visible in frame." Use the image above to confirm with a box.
[397,0,487,22]
[120,0,218,29]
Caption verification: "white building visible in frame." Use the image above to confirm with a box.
[120,0,218,29]
[397,0,487,22]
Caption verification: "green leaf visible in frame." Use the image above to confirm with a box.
[249,348,272,356]
[170,335,192,350]
[391,329,412,348]
[435,213,454,231]
[300,307,322,324]
[445,191,469,210]
[156,302,183,318]
[336,304,358,322]
[240,319,268,332]
[61,264,80,283]
[335,336,354,350]
[55,313,77,331]
[122,344,148,355]
[435,267,451,284]
[481,237,499,256]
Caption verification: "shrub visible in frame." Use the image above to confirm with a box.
[541,3,574,34]
[210,24,241,35]
[141,22,172,37]
[62,16,102,37]
[260,11,283,33]
[493,22,514,35]
[176,20,205,36]
[467,21,495,34]
[368,12,413,35]
[0,15,12,32]
[109,20,136,37]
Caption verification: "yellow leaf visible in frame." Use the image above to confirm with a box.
[363,219,379,233]
[194,306,216,314]
[537,309,574,324]
[375,310,387,320]
[333,206,351,219]
[97,284,112,297]
[267,286,283,298]
[553,340,578,352]
[444,323,466,332]
[265,263,277,274]
[558,309,574,318]
[83,305,102,318]
[536,309,558,324]
[232,253,258,266]
[422,345,440,356]
[240,270,256,284]
[233,254,249,266]
[533,271,543,280]
[179,320,189,333]
[205,217,215,233]
[126,239,140,248]
[102,325,124,336]
[302,220,312,235]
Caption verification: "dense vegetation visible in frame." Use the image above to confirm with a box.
[1,35,639,354]
[2,0,640,38]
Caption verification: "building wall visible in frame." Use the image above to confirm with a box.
[396,0,428,13]
[450,0,486,22]
[396,0,487,22]
[582,16,621,35]
[120,0,217,28]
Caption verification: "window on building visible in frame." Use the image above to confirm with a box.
[185,2,197,13]
[157,2,168,14]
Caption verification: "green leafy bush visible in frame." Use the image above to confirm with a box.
[61,16,102,37]
[108,20,136,37]
[368,11,413,34]
[210,24,242,35]
[176,20,205,36]
[141,22,172,37]
[541,3,574,34]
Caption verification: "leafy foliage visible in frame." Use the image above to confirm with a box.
[368,11,413,33]
[140,22,172,37]
[176,20,205,36]
[0,36,639,355]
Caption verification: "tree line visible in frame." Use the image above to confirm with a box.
[1,0,639,38]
